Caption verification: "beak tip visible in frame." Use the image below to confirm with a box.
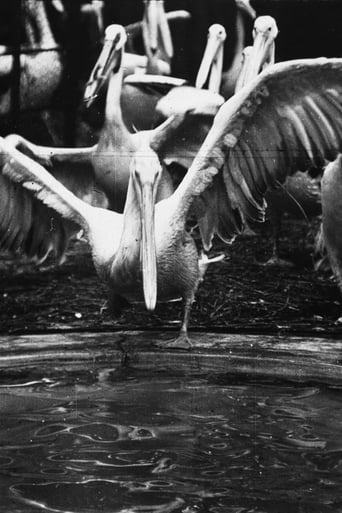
[145,293,157,312]
[83,85,98,107]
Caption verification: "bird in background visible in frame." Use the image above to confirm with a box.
[0,0,63,115]
[195,24,227,93]
[235,15,322,267]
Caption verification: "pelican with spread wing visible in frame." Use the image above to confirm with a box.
[1,24,223,265]
[2,58,342,346]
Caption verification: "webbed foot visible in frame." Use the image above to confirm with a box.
[156,332,193,351]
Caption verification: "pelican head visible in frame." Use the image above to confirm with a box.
[238,15,278,88]
[195,24,227,92]
[84,24,127,106]
[131,149,162,312]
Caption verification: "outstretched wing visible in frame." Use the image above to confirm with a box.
[171,58,342,249]
[0,136,106,263]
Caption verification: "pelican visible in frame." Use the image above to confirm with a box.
[0,0,63,114]
[3,58,342,346]
[192,2,257,98]
[8,25,224,212]
[141,0,173,74]
[195,24,227,93]
[121,16,226,131]
[237,16,322,266]
[117,1,191,131]
[235,15,278,91]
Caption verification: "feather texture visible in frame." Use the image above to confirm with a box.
[172,58,342,245]
[0,136,107,263]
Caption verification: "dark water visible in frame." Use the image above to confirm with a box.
[1,368,342,513]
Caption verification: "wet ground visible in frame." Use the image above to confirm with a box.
[0,215,341,337]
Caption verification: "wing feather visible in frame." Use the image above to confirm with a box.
[0,136,106,263]
[0,137,97,263]
[172,58,342,241]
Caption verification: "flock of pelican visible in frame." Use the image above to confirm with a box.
[1,1,342,346]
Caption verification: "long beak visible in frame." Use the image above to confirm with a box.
[208,46,223,93]
[238,32,272,88]
[156,1,173,60]
[84,36,116,106]
[141,182,157,311]
[143,1,173,61]
[142,1,159,55]
[196,35,223,90]
[235,46,252,92]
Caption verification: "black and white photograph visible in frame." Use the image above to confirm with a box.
[1,0,342,511]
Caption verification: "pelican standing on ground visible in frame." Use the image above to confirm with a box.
[3,58,342,346]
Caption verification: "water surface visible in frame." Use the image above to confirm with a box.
[1,367,342,512]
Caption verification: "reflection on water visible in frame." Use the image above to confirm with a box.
[1,368,342,512]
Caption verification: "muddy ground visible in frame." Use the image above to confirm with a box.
[0,215,342,337]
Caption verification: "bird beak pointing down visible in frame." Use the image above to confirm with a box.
[241,32,273,87]
[195,26,225,90]
[84,25,126,106]
[141,178,158,312]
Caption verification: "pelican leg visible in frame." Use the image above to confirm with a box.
[263,213,294,268]
[158,293,195,350]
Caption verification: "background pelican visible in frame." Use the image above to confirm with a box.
[195,24,227,93]
[2,59,342,347]
[0,0,63,115]
[235,14,278,90]
[238,15,322,267]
